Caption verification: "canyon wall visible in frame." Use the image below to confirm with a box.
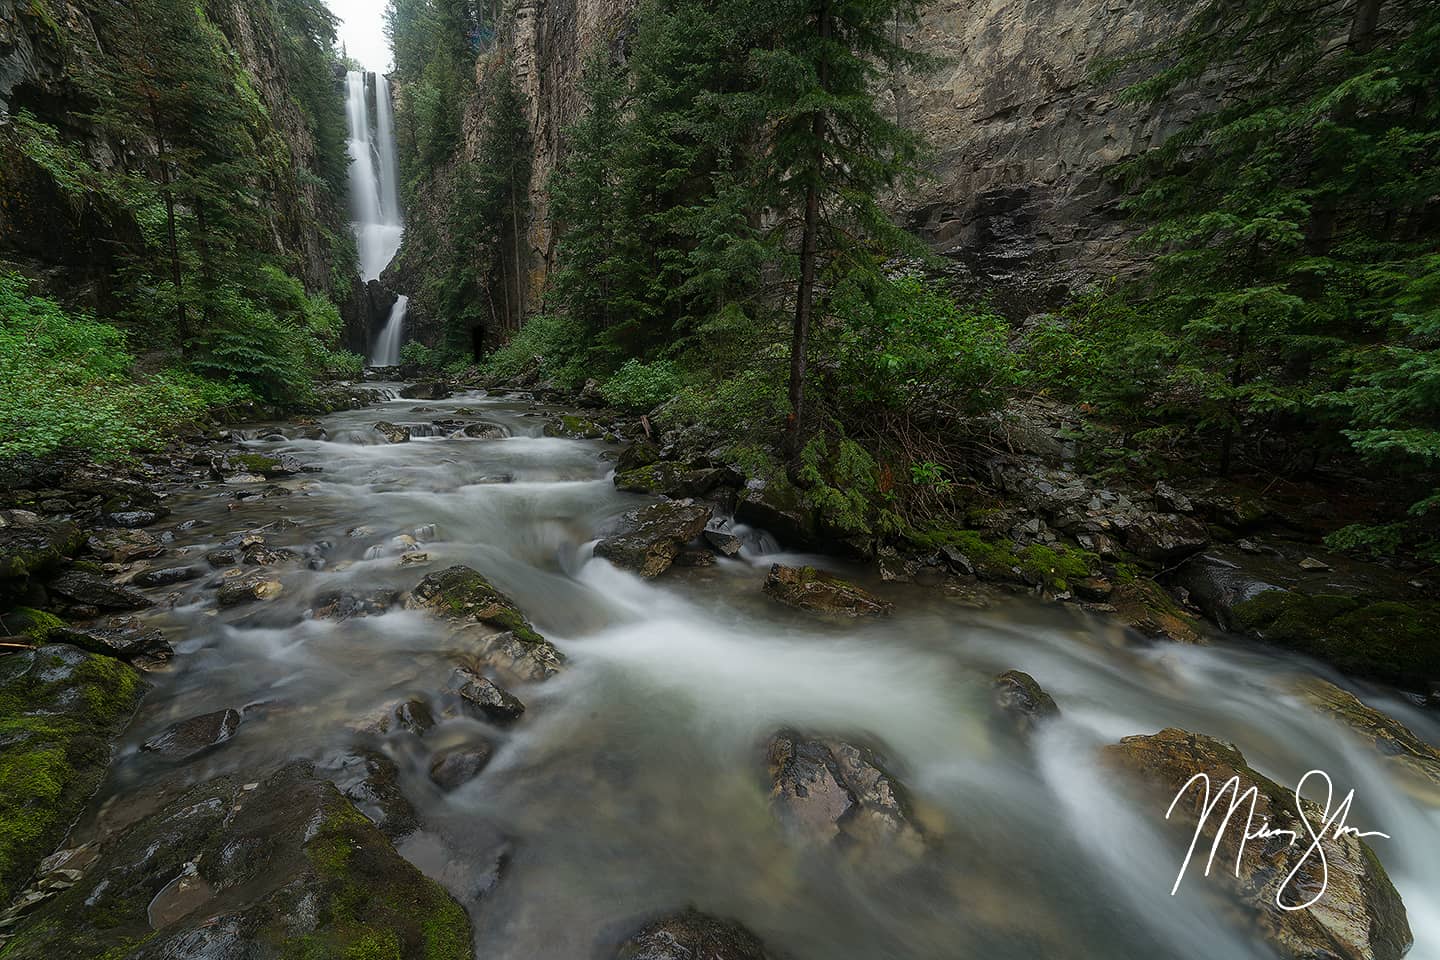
[450,0,1209,318]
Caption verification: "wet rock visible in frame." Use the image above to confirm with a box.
[408,566,566,681]
[448,666,525,724]
[47,568,154,610]
[544,414,605,439]
[1108,579,1203,644]
[204,547,239,568]
[594,502,713,578]
[617,441,661,474]
[104,509,165,528]
[734,477,815,547]
[703,528,744,556]
[876,546,915,583]
[85,528,164,563]
[216,571,284,606]
[371,699,436,737]
[241,543,302,566]
[429,741,494,790]
[0,511,83,581]
[399,381,451,399]
[207,451,303,480]
[325,748,419,840]
[765,730,923,855]
[51,621,173,670]
[372,420,411,443]
[1102,728,1411,960]
[453,421,508,439]
[672,546,715,567]
[1298,556,1332,572]
[1122,512,1209,562]
[141,708,241,760]
[0,645,142,905]
[616,908,772,960]
[991,670,1060,735]
[1170,548,1288,630]
[0,763,471,959]
[1153,481,1193,513]
[311,587,399,620]
[578,377,606,407]
[1071,576,1112,601]
[1293,677,1440,804]
[762,564,892,618]
[131,565,203,588]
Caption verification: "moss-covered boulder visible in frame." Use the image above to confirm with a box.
[991,670,1060,736]
[594,501,712,578]
[613,462,725,498]
[1108,578,1204,644]
[1102,728,1411,960]
[762,564,892,618]
[734,477,815,548]
[407,565,565,681]
[0,764,472,959]
[1232,591,1440,690]
[0,510,83,581]
[543,415,605,439]
[0,644,142,905]
[616,441,660,474]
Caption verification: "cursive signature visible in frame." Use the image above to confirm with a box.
[1166,769,1391,911]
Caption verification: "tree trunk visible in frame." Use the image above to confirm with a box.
[785,1,830,458]
[194,196,215,325]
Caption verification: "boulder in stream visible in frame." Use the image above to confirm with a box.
[85,528,164,563]
[0,644,142,906]
[991,670,1060,736]
[429,741,494,791]
[448,666,525,724]
[764,730,923,856]
[399,381,451,400]
[593,501,712,578]
[614,462,725,498]
[543,414,605,439]
[615,908,772,960]
[0,763,472,959]
[130,564,203,588]
[408,565,567,681]
[51,620,173,670]
[1102,728,1411,960]
[0,510,83,580]
[762,564,892,618]
[324,748,420,840]
[1293,677,1440,805]
[373,420,411,443]
[734,477,815,548]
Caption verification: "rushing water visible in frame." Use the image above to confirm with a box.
[345,70,404,282]
[85,391,1440,959]
[370,294,409,367]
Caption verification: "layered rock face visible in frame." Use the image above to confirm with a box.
[443,0,1210,315]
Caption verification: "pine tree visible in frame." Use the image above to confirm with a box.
[750,0,932,454]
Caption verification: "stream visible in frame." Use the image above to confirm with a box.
[77,388,1440,959]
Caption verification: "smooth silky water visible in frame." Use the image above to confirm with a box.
[76,391,1440,959]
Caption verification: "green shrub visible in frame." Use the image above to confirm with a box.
[483,314,588,386]
[665,365,788,437]
[399,341,445,370]
[600,359,683,411]
[0,274,251,461]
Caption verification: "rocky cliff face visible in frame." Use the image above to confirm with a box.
[0,0,353,313]
[426,0,1211,319]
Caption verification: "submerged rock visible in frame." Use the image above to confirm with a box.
[325,748,419,840]
[616,909,772,960]
[429,741,494,791]
[408,565,566,681]
[216,571,284,606]
[991,670,1060,735]
[1102,728,1411,960]
[140,708,242,760]
[352,698,436,737]
[373,420,411,443]
[0,763,472,959]
[311,587,400,620]
[762,564,892,618]
[764,730,923,855]
[594,502,712,578]
[0,645,142,905]
[47,568,154,610]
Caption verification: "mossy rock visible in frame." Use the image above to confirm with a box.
[904,527,1097,592]
[762,563,892,618]
[406,566,566,681]
[3,606,64,643]
[0,644,142,905]
[734,477,815,548]
[0,513,83,581]
[542,415,604,439]
[1233,591,1440,689]
[0,764,472,959]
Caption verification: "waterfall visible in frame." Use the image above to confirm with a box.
[370,295,408,367]
[345,69,408,365]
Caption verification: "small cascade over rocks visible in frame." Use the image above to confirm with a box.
[344,70,409,365]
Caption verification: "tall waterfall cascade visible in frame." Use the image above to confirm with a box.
[344,70,407,366]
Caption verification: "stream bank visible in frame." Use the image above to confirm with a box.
[0,381,1438,959]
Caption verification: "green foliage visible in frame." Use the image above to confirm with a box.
[399,341,446,369]
[797,435,896,538]
[831,274,1019,418]
[481,314,587,386]
[0,274,252,461]
[600,360,683,412]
